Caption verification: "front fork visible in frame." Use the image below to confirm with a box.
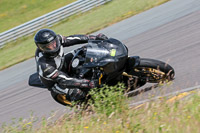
[123,56,141,90]
[127,56,140,69]
[91,68,104,86]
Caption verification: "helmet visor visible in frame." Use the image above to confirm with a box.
[38,38,60,53]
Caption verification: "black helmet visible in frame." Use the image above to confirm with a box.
[34,29,61,56]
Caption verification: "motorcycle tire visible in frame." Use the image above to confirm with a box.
[130,58,175,83]
[51,91,72,106]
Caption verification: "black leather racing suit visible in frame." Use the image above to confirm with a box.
[35,34,107,101]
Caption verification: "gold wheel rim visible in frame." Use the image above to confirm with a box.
[145,68,165,81]
[57,94,72,105]
[134,68,166,81]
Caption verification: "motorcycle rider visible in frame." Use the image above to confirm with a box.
[34,29,108,102]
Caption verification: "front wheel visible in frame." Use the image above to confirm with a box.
[51,91,72,106]
[129,58,175,83]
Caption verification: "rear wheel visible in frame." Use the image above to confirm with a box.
[129,58,175,83]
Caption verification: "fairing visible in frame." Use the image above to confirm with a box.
[83,38,128,77]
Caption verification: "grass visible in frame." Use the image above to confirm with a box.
[0,0,169,70]
[0,0,76,33]
[1,84,199,133]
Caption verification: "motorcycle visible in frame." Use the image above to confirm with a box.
[29,38,175,106]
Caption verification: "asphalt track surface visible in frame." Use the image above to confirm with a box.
[1,0,200,125]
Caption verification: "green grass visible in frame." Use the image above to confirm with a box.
[0,0,169,70]
[0,0,76,33]
[58,93,200,133]
[1,84,199,133]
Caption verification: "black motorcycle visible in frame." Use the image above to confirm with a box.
[29,38,175,106]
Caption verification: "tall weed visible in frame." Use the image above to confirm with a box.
[88,83,128,116]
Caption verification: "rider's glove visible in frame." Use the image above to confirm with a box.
[89,79,99,88]
[80,79,99,89]
[96,33,108,40]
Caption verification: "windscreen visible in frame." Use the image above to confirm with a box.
[84,42,116,67]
